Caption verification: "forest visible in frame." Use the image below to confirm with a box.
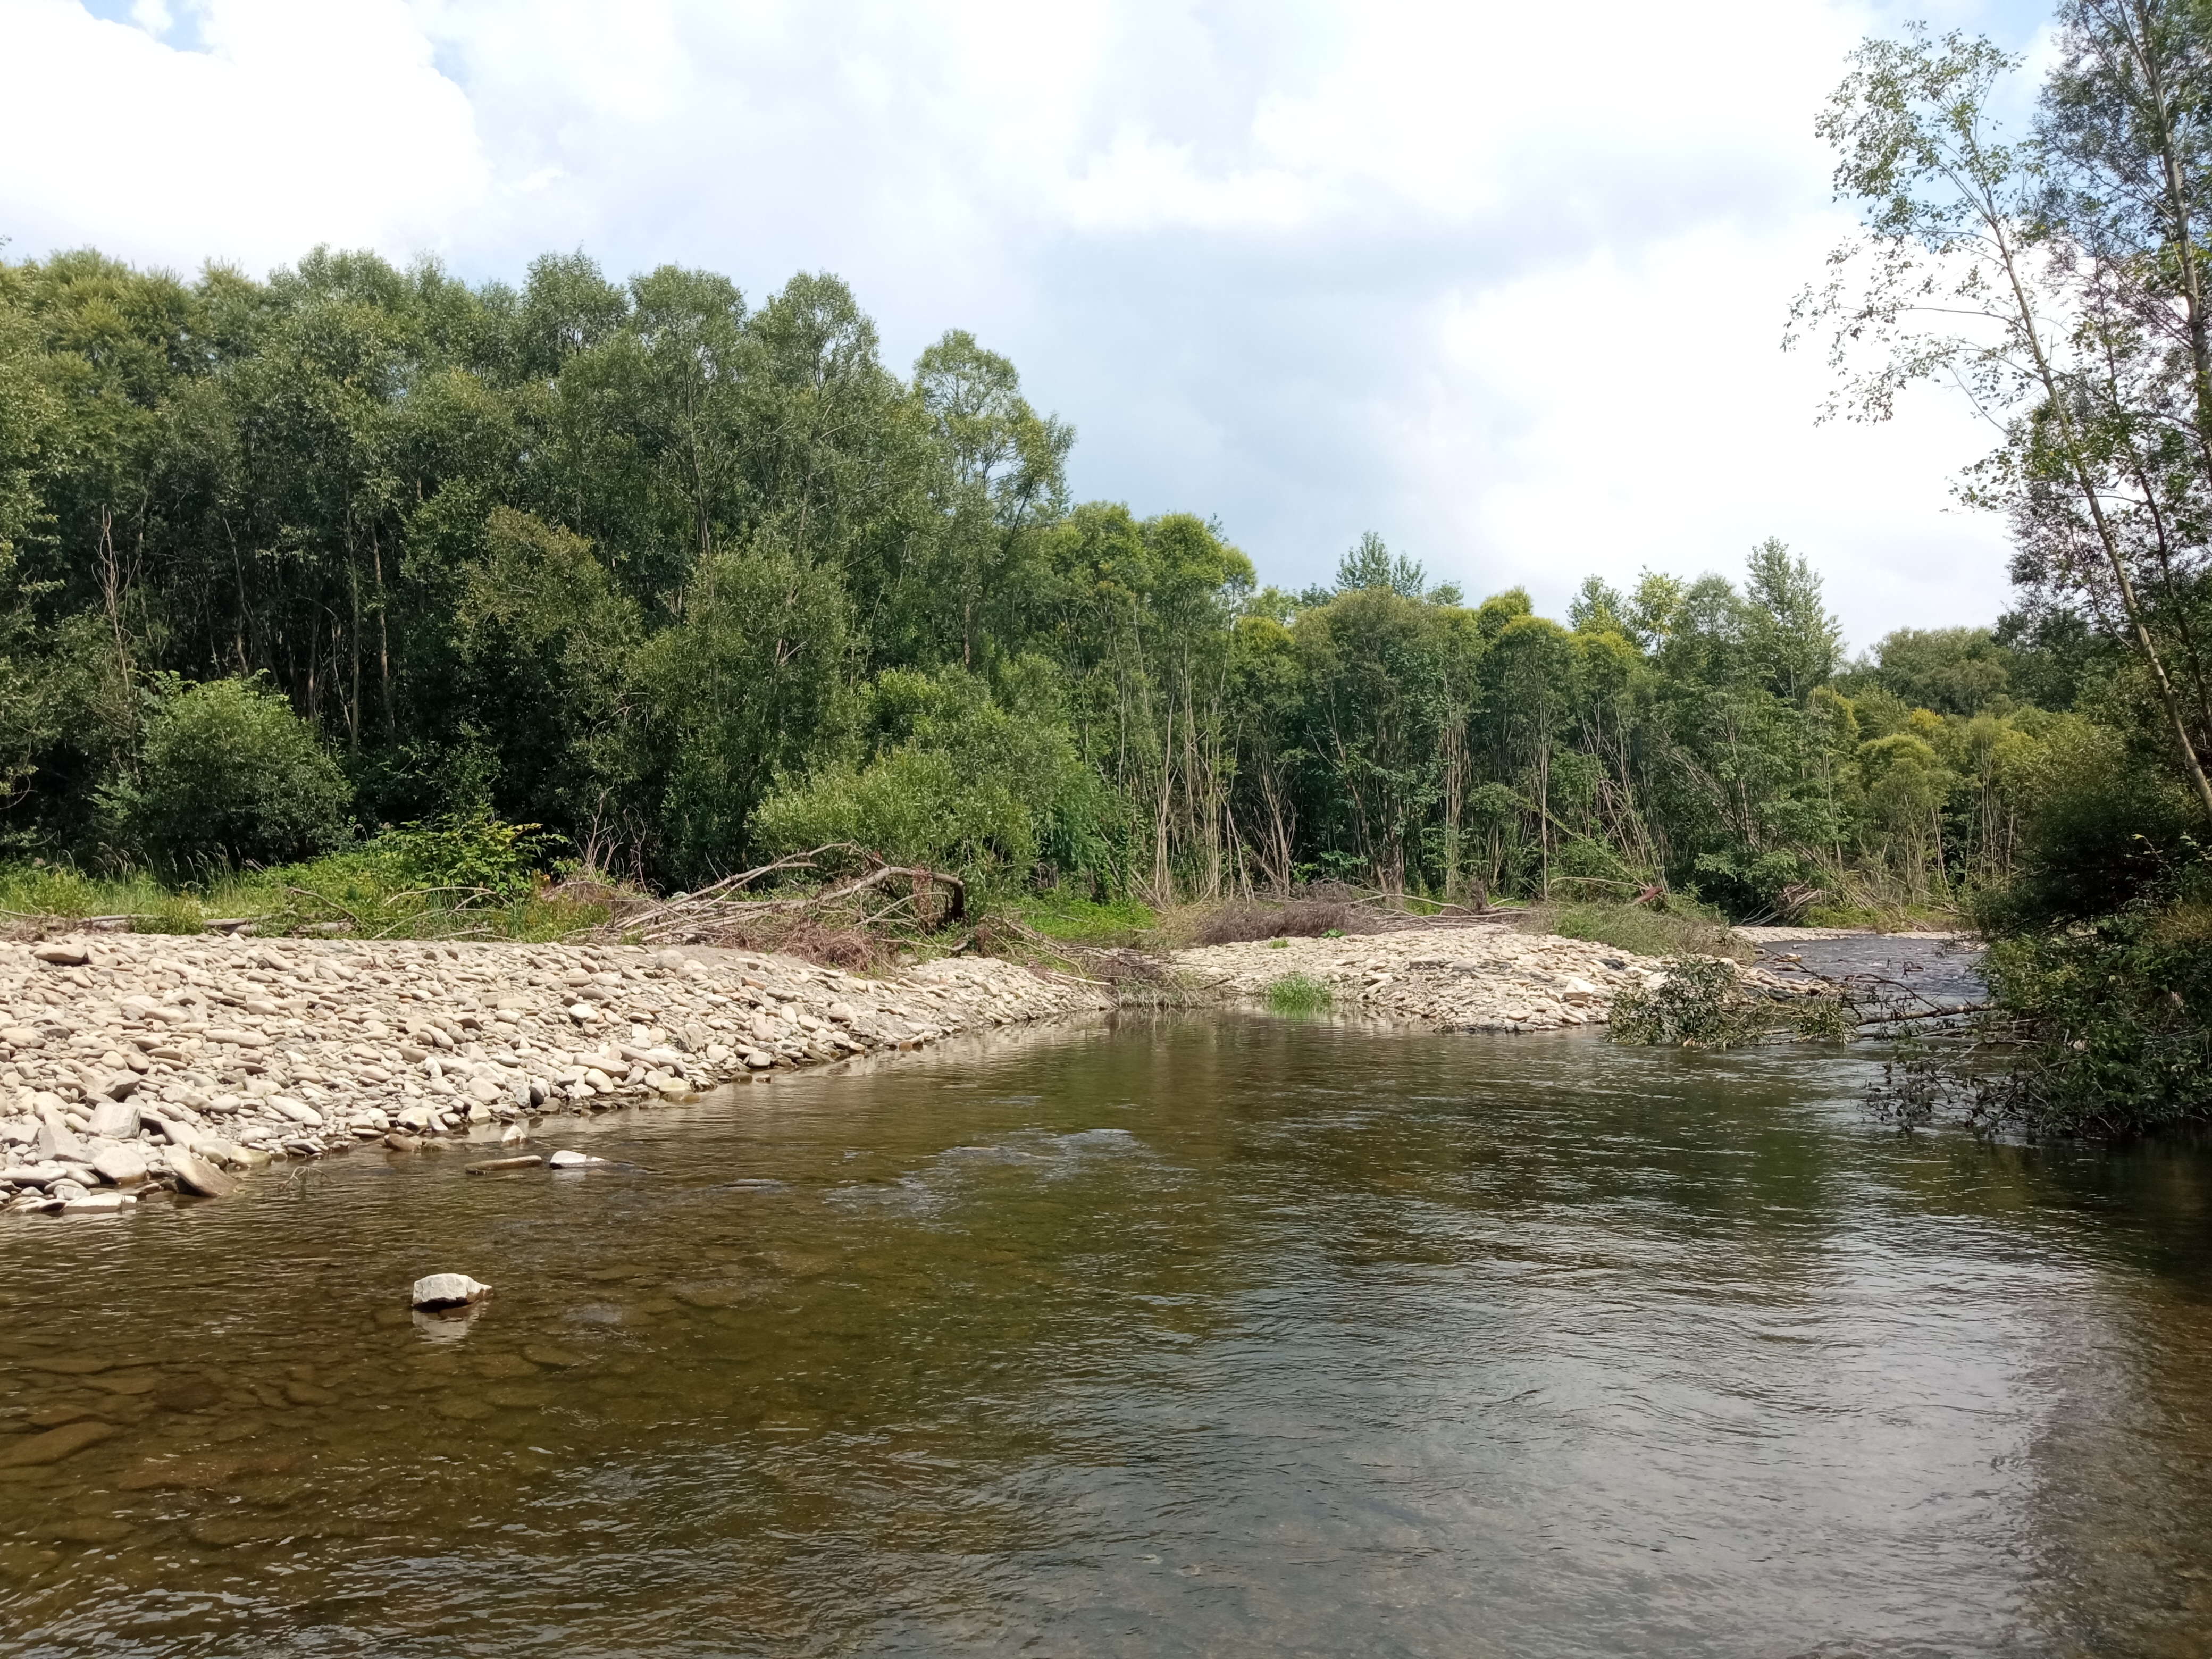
[0,249,2117,921]
[1,0,2209,1131]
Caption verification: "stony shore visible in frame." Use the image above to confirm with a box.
[0,934,1109,1215]
[1,921,1840,1218]
[1171,924,1813,1032]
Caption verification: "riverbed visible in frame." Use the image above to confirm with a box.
[4,1014,2209,1656]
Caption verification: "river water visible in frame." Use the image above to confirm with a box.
[3,1015,2210,1657]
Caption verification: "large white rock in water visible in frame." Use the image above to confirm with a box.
[411,1273,491,1310]
[547,1149,609,1168]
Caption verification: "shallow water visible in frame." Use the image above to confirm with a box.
[3,1015,2210,1657]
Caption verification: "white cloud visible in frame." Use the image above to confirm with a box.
[0,0,485,271]
[0,0,2053,644]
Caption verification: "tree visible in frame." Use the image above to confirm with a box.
[1796,20,2212,827]
[1335,531,1434,599]
[1742,539,1844,702]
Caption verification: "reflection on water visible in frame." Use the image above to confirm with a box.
[2,1016,2209,1657]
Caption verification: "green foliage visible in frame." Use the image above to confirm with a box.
[350,812,556,901]
[1608,958,1850,1048]
[1335,531,1443,601]
[1010,891,1156,944]
[1851,626,2016,716]
[0,808,594,943]
[99,676,350,878]
[0,239,1998,920]
[754,666,1113,883]
[1967,896,2212,1136]
[1978,716,2198,928]
[1264,972,1333,1015]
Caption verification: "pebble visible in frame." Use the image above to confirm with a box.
[87,1099,140,1139]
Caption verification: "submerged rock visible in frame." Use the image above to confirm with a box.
[0,1418,118,1466]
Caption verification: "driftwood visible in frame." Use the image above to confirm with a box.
[738,862,967,924]
[615,851,967,946]
[1855,1001,1993,1027]
[616,847,854,932]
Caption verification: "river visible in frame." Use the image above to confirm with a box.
[3,1014,2209,1656]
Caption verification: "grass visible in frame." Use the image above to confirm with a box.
[1003,892,1159,946]
[0,849,610,943]
[1264,971,1334,1015]
[1522,899,1755,964]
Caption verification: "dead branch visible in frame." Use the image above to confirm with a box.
[618,844,859,930]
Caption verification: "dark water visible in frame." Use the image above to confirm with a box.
[1756,933,1989,1011]
[4,1016,2210,1658]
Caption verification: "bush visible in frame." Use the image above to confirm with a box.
[1962,893,2212,1137]
[355,812,554,901]
[1609,957,1850,1048]
[753,666,1117,886]
[100,677,350,878]
[1980,716,2197,929]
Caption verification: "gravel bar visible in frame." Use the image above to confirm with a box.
[1172,925,1810,1032]
[0,934,1108,1216]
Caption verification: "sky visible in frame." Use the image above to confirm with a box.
[1,0,2057,651]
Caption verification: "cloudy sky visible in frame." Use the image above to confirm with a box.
[3,0,2051,649]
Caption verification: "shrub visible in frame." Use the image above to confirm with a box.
[1942,894,2212,1137]
[753,666,1117,886]
[101,676,350,878]
[1980,716,2196,928]
[355,812,555,901]
[1608,957,1850,1048]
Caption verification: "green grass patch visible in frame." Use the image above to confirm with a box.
[0,817,610,942]
[1264,971,1334,1015]
[1526,900,1754,964]
[1004,892,1158,945]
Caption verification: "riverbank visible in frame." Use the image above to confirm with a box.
[1,923,1867,1216]
[0,933,1109,1214]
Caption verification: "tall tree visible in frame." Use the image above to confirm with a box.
[1796,22,2212,827]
